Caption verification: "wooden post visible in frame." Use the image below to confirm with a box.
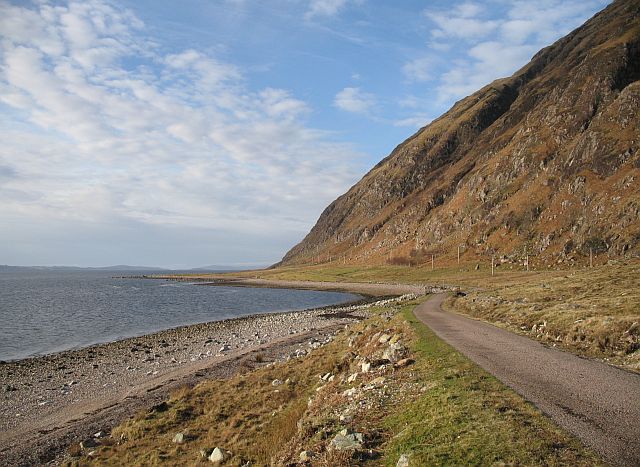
[526,255,529,272]
[491,256,495,276]
[590,248,593,268]
[457,245,460,264]
[431,254,434,271]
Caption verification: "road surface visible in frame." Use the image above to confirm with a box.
[414,294,640,466]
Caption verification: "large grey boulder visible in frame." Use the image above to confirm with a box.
[330,429,364,450]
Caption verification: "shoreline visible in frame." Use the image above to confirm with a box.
[0,284,419,466]
[149,276,429,296]
[0,283,368,365]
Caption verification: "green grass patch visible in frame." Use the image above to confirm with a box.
[381,304,604,466]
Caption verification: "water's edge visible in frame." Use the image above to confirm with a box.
[1,284,371,364]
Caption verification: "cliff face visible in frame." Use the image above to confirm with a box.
[282,0,640,267]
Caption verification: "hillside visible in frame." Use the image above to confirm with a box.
[281,0,640,268]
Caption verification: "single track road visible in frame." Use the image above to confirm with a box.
[414,294,640,467]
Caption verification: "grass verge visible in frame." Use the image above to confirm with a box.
[381,304,603,466]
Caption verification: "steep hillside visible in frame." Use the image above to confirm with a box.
[281,0,640,268]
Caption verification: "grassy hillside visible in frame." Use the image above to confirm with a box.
[281,0,640,268]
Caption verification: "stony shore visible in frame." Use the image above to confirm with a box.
[0,281,420,466]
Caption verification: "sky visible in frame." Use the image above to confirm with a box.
[0,0,611,268]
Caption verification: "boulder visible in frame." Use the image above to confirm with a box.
[209,447,227,463]
[330,430,364,450]
[378,333,391,344]
[172,432,185,444]
[382,342,406,363]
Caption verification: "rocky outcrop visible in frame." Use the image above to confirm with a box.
[281,0,640,267]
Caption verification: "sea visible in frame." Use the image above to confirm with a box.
[0,269,359,362]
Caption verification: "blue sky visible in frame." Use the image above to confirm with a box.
[0,0,610,268]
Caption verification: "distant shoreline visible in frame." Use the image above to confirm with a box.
[142,275,428,296]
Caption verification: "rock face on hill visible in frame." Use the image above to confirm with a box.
[281,0,640,267]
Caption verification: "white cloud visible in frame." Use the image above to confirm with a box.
[424,0,610,104]
[306,0,348,18]
[402,57,434,82]
[455,2,483,19]
[305,0,364,19]
[394,115,432,129]
[426,3,499,41]
[333,87,375,114]
[0,0,365,265]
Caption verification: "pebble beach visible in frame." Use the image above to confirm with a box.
[0,284,420,466]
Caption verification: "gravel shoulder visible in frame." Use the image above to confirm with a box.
[0,290,406,466]
[415,294,640,467]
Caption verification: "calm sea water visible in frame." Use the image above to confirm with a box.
[0,270,359,361]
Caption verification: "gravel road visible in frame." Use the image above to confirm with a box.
[414,294,640,467]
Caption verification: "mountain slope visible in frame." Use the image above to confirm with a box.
[281,0,640,268]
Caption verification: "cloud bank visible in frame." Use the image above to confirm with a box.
[0,0,364,266]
